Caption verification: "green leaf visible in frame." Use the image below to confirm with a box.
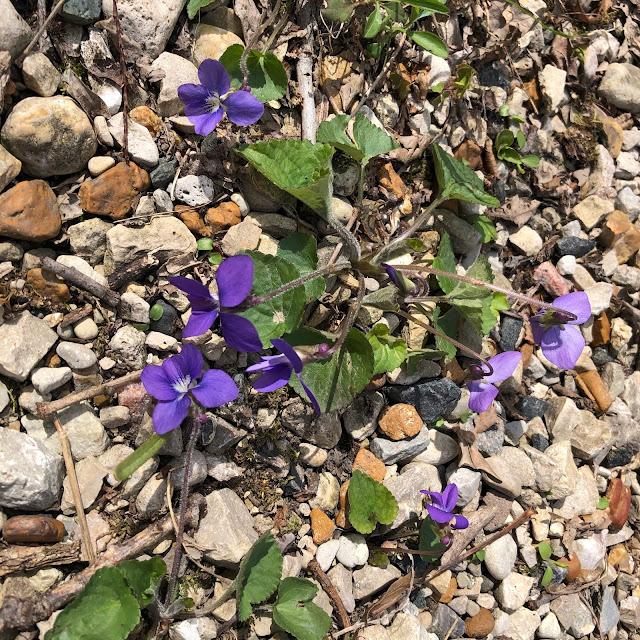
[510,114,525,124]
[541,565,554,587]
[273,578,332,640]
[432,307,458,362]
[431,144,500,207]
[431,81,446,94]
[407,238,427,251]
[277,233,325,302]
[287,327,374,413]
[197,238,214,251]
[119,558,166,606]
[239,140,334,219]
[499,147,523,165]
[317,114,362,161]
[597,497,610,510]
[474,549,486,562]
[516,130,526,149]
[498,105,510,117]
[401,0,448,12]
[322,0,359,21]
[495,129,515,151]
[208,252,223,265]
[186,0,215,18]
[419,516,448,556]
[363,4,383,37]
[348,469,399,534]
[471,215,498,243]
[238,252,306,348]
[149,303,164,321]
[45,567,140,640]
[521,154,540,168]
[352,113,399,164]
[236,532,284,622]
[219,46,288,102]
[114,433,171,482]
[538,541,553,561]
[366,324,407,375]
[432,232,458,294]
[408,31,448,58]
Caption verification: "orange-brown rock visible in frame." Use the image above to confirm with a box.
[3,515,66,543]
[601,117,624,158]
[130,106,162,136]
[0,180,61,241]
[353,449,386,482]
[454,140,483,170]
[78,162,151,220]
[576,369,613,412]
[377,162,406,199]
[336,480,350,529]
[608,544,633,572]
[599,210,640,264]
[465,607,495,637]
[606,478,631,530]
[205,202,242,231]
[378,403,424,440]
[176,205,211,237]
[310,508,335,544]
[26,268,70,302]
[591,313,611,347]
[557,553,581,582]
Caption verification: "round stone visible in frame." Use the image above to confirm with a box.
[73,317,99,340]
[88,156,116,177]
[1,97,97,177]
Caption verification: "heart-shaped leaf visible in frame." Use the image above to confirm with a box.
[348,469,399,534]
[273,578,332,640]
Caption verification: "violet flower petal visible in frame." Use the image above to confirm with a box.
[223,90,265,126]
[170,276,214,301]
[191,369,239,408]
[452,515,469,530]
[540,325,585,370]
[216,255,254,308]
[484,351,522,384]
[246,354,289,373]
[420,490,446,509]
[271,338,303,373]
[555,291,591,325]
[152,395,191,434]
[183,309,219,339]
[252,364,293,392]
[467,379,499,414]
[441,484,458,512]
[198,59,230,96]
[178,84,209,111]
[189,110,224,136]
[219,312,263,352]
[382,263,401,287]
[529,318,545,346]
[299,378,322,414]
[162,343,202,385]
[141,365,180,401]
[426,504,455,524]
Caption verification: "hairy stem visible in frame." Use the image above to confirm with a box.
[323,273,365,358]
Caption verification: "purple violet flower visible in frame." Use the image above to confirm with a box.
[420,484,469,530]
[170,254,262,353]
[141,344,238,434]
[178,59,264,135]
[467,351,522,414]
[246,339,321,414]
[529,292,591,370]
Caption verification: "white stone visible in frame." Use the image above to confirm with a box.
[538,65,567,112]
[445,467,481,506]
[88,156,115,176]
[56,341,97,370]
[57,255,108,286]
[31,367,73,395]
[151,52,200,117]
[315,539,340,572]
[484,534,518,580]
[22,53,61,97]
[145,331,179,352]
[509,226,543,256]
[74,318,99,340]
[175,174,215,206]
[109,325,147,369]
[495,572,535,613]
[537,612,561,639]
[583,282,613,316]
[336,533,369,568]
[107,113,159,169]
[411,429,460,465]
[504,607,541,640]
[119,292,150,323]
[556,255,576,276]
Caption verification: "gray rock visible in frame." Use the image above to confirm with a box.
[150,53,199,116]
[352,564,401,600]
[245,212,297,238]
[56,342,98,370]
[550,594,595,637]
[281,401,342,448]
[135,475,167,515]
[495,572,535,612]
[120,292,150,323]
[0,0,33,59]
[616,186,640,220]
[0,311,57,381]
[74,318,99,340]
[619,595,640,628]
[553,466,599,518]
[57,255,107,286]
[194,488,258,566]
[343,391,385,440]
[99,406,130,429]
[19,386,50,415]
[67,218,112,265]
[483,446,535,498]
[0,428,64,510]
[411,429,460,465]
[0,239,23,262]
[389,612,433,640]
[524,441,577,499]
[175,174,215,206]
[122,456,158,497]
[336,533,369,568]
[57,403,109,459]
[60,0,102,24]
[385,378,461,423]
[0,381,9,413]
[309,471,340,511]
[538,65,567,111]
[371,428,431,465]
[484,534,517,580]
[107,114,159,169]
[599,63,640,113]
[170,449,208,489]
[221,219,262,255]
[583,282,613,316]
[504,607,540,640]
[109,325,147,369]
[61,455,106,513]
[445,466,481,506]
[428,604,465,640]
[22,53,61,97]
[599,588,620,635]
[327,564,355,613]
[572,534,606,570]
[1,97,97,177]
[104,217,196,274]
[101,0,187,59]
[31,366,73,394]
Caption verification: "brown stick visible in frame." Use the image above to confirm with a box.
[51,413,97,565]
[37,370,142,419]
[112,0,130,164]
[0,512,185,632]
[308,559,350,629]
[107,254,159,291]
[60,304,93,329]
[0,542,81,578]
[20,0,66,59]
[42,257,121,307]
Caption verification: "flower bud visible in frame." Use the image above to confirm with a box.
[468,364,484,380]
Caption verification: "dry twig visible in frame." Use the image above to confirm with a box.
[0,542,81,578]
[112,0,130,164]
[308,559,350,629]
[20,0,66,59]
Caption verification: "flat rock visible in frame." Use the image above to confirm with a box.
[386,378,461,423]
[599,63,640,113]
[352,564,401,600]
[495,572,535,612]
[484,534,517,580]
[524,441,577,499]
[412,429,460,465]
[31,367,73,395]
[1,96,97,177]
[22,53,61,97]
[192,24,244,65]
[61,455,106,513]
[281,400,342,448]
[0,428,64,510]
[553,466,598,518]
[503,607,541,640]
[194,488,258,566]
[371,427,431,465]
[175,174,215,206]
[550,594,595,637]
[327,564,355,613]
[0,180,61,242]
[0,144,21,193]
[445,467,481,506]
[60,0,102,24]
[1,0,33,59]
[107,114,159,169]
[429,604,465,639]
[150,52,199,116]
[221,218,262,255]
[56,341,97,370]
[343,391,385,440]
[0,311,57,381]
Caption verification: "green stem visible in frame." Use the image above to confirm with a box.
[357,163,365,205]
[114,432,170,482]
